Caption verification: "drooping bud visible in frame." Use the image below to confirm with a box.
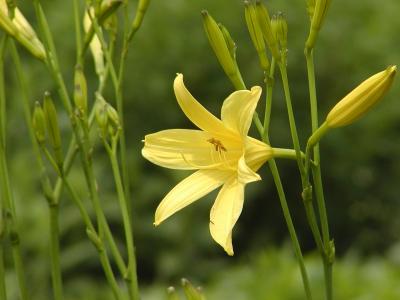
[32,101,47,145]
[202,10,245,89]
[43,92,63,166]
[271,12,288,54]
[305,0,332,50]
[255,0,280,61]
[244,1,269,70]
[74,64,88,116]
[181,278,205,300]
[326,66,397,128]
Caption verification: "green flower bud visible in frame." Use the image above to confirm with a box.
[271,12,288,53]
[305,0,332,50]
[43,92,63,165]
[181,278,206,300]
[305,0,316,20]
[255,0,280,61]
[74,64,88,116]
[32,102,47,145]
[131,0,151,32]
[94,94,108,134]
[218,23,236,61]
[326,66,397,128]
[244,1,269,70]
[202,10,245,89]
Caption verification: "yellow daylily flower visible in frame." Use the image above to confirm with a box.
[142,74,280,255]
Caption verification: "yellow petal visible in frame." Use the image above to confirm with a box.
[142,129,242,170]
[237,155,261,184]
[174,74,232,136]
[245,136,273,171]
[221,86,262,136]
[209,179,244,256]
[154,169,231,225]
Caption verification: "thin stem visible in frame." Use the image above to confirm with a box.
[305,49,333,300]
[0,37,29,300]
[49,205,64,300]
[278,63,305,177]
[0,247,6,299]
[73,0,83,64]
[260,68,312,299]
[10,40,65,300]
[105,138,139,299]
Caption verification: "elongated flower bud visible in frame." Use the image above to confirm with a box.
[95,93,120,139]
[32,102,47,145]
[84,8,105,78]
[74,65,88,116]
[43,92,63,168]
[255,0,280,61]
[218,23,237,61]
[202,10,245,89]
[0,1,45,59]
[306,0,316,20]
[326,66,397,128]
[305,0,332,49]
[131,0,150,32]
[244,1,269,70]
[271,12,288,54]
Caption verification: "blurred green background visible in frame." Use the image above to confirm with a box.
[2,0,400,299]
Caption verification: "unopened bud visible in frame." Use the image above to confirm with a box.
[326,66,397,128]
[131,0,150,32]
[305,0,332,49]
[202,10,245,89]
[83,8,105,78]
[271,12,288,53]
[305,0,316,20]
[0,2,45,59]
[244,1,269,70]
[181,278,205,300]
[43,92,63,165]
[32,102,47,145]
[218,23,236,61]
[74,65,88,116]
[255,1,280,61]
[94,94,108,133]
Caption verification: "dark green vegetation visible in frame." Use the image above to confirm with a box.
[2,0,400,299]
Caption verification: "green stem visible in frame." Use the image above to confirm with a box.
[105,139,139,299]
[0,37,29,300]
[73,0,83,64]
[0,247,6,299]
[278,63,304,176]
[32,1,126,277]
[260,67,312,299]
[49,205,64,300]
[61,178,124,300]
[305,49,333,300]
[9,40,64,300]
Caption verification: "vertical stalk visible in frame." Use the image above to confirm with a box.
[0,37,29,300]
[0,247,6,299]
[10,40,65,300]
[260,63,312,299]
[305,48,333,300]
[105,139,139,299]
[49,204,63,300]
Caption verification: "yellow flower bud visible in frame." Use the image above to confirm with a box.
[305,0,332,49]
[326,66,397,128]
[244,1,269,70]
